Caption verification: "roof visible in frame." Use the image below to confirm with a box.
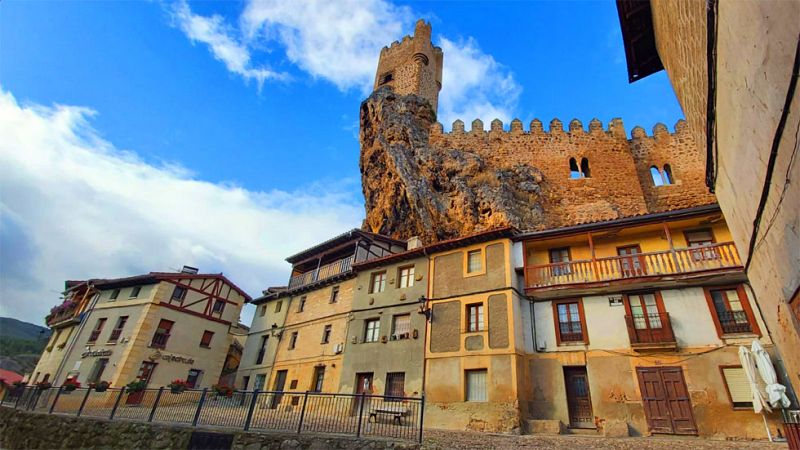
[0,369,23,383]
[616,0,664,83]
[514,204,721,240]
[285,229,406,264]
[89,272,253,302]
[353,226,518,271]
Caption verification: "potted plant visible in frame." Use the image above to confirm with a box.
[168,379,190,394]
[126,380,147,393]
[62,378,81,392]
[90,381,110,392]
[36,381,52,390]
[212,384,234,398]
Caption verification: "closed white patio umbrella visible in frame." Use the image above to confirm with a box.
[738,345,771,413]
[752,339,791,409]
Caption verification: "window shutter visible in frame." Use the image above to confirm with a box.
[722,367,767,405]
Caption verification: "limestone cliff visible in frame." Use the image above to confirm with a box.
[359,88,545,242]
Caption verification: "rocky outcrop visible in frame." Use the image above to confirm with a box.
[360,88,545,242]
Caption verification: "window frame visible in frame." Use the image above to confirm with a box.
[464,248,486,276]
[548,247,572,276]
[703,285,761,338]
[719,365,757,410]
[274,300,283,313]
[385,372,406,400]
[370,272,387,294]
[311,366,325,392]
[464,369,488,402]
[552,298,589,345]
[288,331,298,350]
[321,324,332,344]
[364,318,381,343]
[170,286,187,304]
[88,318,107,343]
[150,319,174,349]
[391,314,412,339]
[129,286,141,298]
[465,303,485,332]
[330,286,340,303]
[298,296,307,312]
[200,330,214,348]
[259,305,267,317]
[398,265,415,288]
[109,289,120,300]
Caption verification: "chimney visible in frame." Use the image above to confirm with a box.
[407,236,423,250]
[181,265,199,274]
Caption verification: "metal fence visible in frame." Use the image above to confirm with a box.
[0,386,425,443]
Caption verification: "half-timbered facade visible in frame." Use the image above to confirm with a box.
[53,268,250,389]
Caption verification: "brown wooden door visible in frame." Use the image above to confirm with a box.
[626,293,670,343]
[564,367,594,428]
[269,370,287,409]
[636,367,697,435]
[618,245,646,277]
[353,373,374,415]
[126,361,156,405]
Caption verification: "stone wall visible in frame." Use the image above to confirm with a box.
[0,407,417,450]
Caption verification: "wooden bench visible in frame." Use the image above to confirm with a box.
[368,405,410,425]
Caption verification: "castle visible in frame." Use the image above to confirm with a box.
[361,20,715,243]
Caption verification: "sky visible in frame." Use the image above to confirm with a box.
[0,0,683,327]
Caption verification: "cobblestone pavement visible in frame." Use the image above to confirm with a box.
[423,429,786,449]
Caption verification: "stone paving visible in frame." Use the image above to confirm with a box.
[423,429,785,449]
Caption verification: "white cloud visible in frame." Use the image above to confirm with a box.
[170,0,288,88]
[171,0,520,126]
[0,88,363,326]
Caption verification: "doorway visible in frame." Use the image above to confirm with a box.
[564,367,594,428]
[353,372,374,414]
[269,370,287,409]
[127,361,156,405]
[636,366,698,435]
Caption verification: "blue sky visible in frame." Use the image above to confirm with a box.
[0,0,683,325]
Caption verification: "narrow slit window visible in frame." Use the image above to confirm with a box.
[650,166,664,186]
[580,158,591,177]
[569,157,581,179]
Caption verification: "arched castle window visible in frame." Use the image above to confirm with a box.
[379,72,393,85]
[650,165,674,186]
[580,158,591,178]
[569,158,581,179]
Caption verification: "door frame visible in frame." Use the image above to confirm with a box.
[563,366,595,429]
[636,366,698,435]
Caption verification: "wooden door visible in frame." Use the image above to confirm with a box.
[564,367,594,428]
[126,361,156,405]
[617,245,646,277]
[636,367,697,435]
[353,373,374,414]
[269,370,287,409]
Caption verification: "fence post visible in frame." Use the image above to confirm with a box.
[27,389,42,411]
[356,392,366,437]
[149,387,164,422]
[418,393,425,444]
[49,387,63,414]
[14,387,25,409]
[244,390,259,431]
[296,391,309,434]
[76,388,92,416]
[192,388,207,427]
[109,388,125,420]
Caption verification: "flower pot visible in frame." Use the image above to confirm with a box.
[170,387,185,394]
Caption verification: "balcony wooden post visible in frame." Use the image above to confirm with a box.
[588,232,599,281]
[662,222,683,272]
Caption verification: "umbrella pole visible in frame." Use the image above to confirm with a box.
[762,412,774,442]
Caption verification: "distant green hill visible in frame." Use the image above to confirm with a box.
[0,317,51,375]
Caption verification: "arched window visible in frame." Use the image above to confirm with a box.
[650,166,663,186]
[580,158,591,178]
[569,158,581,179]
[662,164,673,185]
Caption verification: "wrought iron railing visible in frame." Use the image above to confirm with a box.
[108,328,122,343]
[150,333,170,349]
[288,256,355,289]
[87,330,101,343]
[558,323,584,342]
[717,310,752,334]
[526,242,741,288]
[0,385,425,443]
[624,312,676,346]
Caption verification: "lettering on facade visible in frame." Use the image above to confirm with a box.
[148,350,194,365]
[82,349,112,358]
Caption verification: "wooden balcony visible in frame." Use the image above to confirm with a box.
[624,312,677,350]
[525,242,741,290]
[288,256,354,289]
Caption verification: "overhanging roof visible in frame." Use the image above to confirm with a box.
[616,0,664,83]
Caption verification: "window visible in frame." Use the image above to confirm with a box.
[212,299,225,314]
[706,286,760,336]
[370,272,386,293]
[628,293,662,329]
[130,286,141,298]
[548,247,571,276]
[275,300,283,313]
[259,305,267,317]
[151,319,174,349]
[108,316,128,343]
[87,358,109,384]
[580,157,591,178]
[256,335,268,364]
[398,266,415,288]
[254,374,266,391]
[311,366,325,392]
[289,331,298,350]
[650,165,674,186]
[88,318,106,343]
[662,164,673,184]
[200,330,214,348]
[467,250,483,273]
[466,303,484,332]
[186,369,202,388]
[385,372,405,399]
[298,296,307,312]
[330,286,340,303]
[170,286,187,304]
[391,314,411,339]
[321,325,332,344]
[242,376,250,390]
[465,369,488,402]
[553,300,587,344]
[569,157,590,178]
[721,366,763,409]
[364,319,380,342]
[109,289,120,300]
[685,228,716,260]
[379,72,393,85]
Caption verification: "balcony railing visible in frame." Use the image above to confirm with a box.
[288,256,355,289]
[624,312,677,348]
[108,328,122,343]
[718,310,753,334]
[558,323,584,342]
[88,330,101,343]
[46,306,79,327]
[150,332,170,349]
[526,242,741,289]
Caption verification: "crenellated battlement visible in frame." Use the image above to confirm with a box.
[430,117,690,141]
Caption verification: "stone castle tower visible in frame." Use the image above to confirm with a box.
[360,20,715,243]
[373,19,443,113]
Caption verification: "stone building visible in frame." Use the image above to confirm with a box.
[616,0,800,401]
[40,268,250,389]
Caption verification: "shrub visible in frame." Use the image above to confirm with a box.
[62,378,81,392]
[212,384,234,398]
[125,380,147,393]
[89,381,111,392]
